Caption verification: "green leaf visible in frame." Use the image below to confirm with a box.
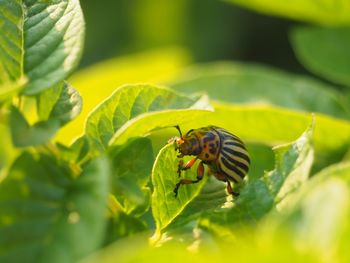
[9,82,81,147]
[56,47,191,144]
[0,0,23,81]
[151,144,207,240]
[81,236,217,263]
[0,123,18,173]
[163,143,274,232]
[0,63,27,102]
[166,177,228,232]
[37,81,82,125]
[225,0,350,25]
[81,232,319,263]
[291,26,350,87]
[0,152,109,263]
[264,162,350,261]
[109,137,154,215]
[56,136,90,164]
[9,105,60,147]
[169,62,350,119]
[104,211,148,245]
[158,125,312,240]
[204,121,314,229]
[0,0,85,95]
[180,103,350,164]
[246,143,274,181]
[85,84,212,153]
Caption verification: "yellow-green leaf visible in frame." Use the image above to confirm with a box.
[151,144,207,240]
[225,0,350,25]
[55,48,190,144]
[85,84,211,153]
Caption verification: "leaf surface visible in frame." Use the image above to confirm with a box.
[170,62,350,119]
[0,153,109,263]
[291,26,350,87]
[225,0,350,25]
[0,0,85,95]
[85,84,212,153]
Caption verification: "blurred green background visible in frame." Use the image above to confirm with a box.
[79,0,302,73]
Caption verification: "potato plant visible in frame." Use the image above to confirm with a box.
[1,1,350,263]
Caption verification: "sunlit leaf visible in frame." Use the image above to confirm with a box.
[151,144,207,240]
[0,0,23,81]
[202,121,314,229]
[81,232,319,263]
[37,82,82,126]
[291,26,350,87]
[181,103,350,164]
[264,162,350,262]
[225,0,350,25]
[0,0,85,95]
[164,143,275,232]
[0,152,109,263]
[0,124,18,175]
[85,84,212,153]
[170,62,350,119]
[56,48,191,144]
[166,177,228,232]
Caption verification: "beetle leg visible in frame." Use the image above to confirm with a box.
[177,153,184,158]
[177,157,197,177]
[182,157,198,170]
[177,160,184,177]
[174,161,204,197]
[226,181,239,197]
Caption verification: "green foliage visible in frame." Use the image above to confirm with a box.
[291,26,350,87]
[0,153,109,263]
[151,122,313,241]
[85,84,212,152]
[225,0,350,25]
[0,0,85,95]
[109,137,154,215]
[1,0,350,262]
[56,47,191,144]
[37,82,82,126]
[151,144,208,239]
[9,105,60,147]
[170,62,350,119]
[205,122,314,230]
[9,82,81,147]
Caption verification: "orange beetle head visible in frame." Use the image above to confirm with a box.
[172,126,201,156]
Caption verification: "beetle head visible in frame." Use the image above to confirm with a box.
[172,126,200,157]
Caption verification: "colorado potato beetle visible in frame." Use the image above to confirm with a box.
[172,125,250,197]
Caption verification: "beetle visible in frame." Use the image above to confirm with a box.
[172,125,250,197]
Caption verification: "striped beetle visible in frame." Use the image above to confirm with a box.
[172,125,250,197]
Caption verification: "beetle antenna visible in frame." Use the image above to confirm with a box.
[174,125,183,137]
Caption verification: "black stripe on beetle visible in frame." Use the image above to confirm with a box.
[220,156,246,178]
[224,140,246,149]
[222,146,250,163]
[221,151,249,172]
